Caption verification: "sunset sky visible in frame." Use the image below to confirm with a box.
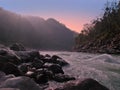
[0,0,112,33]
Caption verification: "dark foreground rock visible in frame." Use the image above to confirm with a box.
[0,76,42,90]
[55,78,109,90]
[0,88,20,90]
[9,43,26,51]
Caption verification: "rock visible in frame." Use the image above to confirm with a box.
[18,63,32,74]
[15,51,40,63]
[25,71,36,78]
[0,49,7,56]
[0,49,21,65]
[35,68,53,81]
[48,64,64,74]
[51,55,69,66]
[0,76,42,90]
[35,74,48,84]
[53,74,75,82]
[0,88,20,90]
[52,55,62,60]
[0,74,15,85]
[0,71,6,78]
[1,62,21,76]
[45,54,51,58]
[9,43,26,51]
[32,58,44,69]
[29,51,40,59]
[55,78,109,90]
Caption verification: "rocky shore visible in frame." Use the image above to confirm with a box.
[0,43,109,90]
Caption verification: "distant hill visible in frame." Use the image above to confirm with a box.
[0,7,76,50]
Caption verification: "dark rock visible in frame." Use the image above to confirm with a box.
[0,76,42,90]
[0,88,20,90]
[51,55,69,66]
[15,51,40,63]
[9,43,26,51]
[45,54,51,58]
[52,55,62,60]
[53,74,75,82]
[48,64,64,74]
[35,74,48,84]
[2,62,21,76]
[18,63,32,74]
[35,68,53,80]
[0,49,7,56]
[0,74,15,85]
[32,58,44,69]
[29,51,40,59]
[55,78,109,90]
[0,49,21,65]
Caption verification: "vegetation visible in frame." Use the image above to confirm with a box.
[75,1,120,54]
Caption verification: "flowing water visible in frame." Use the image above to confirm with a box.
[41,51,120,90]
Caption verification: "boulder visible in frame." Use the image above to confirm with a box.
[51,55,69,66]
[55,78,109,90]
[9,43,26,51]
[53,74,75,82]
[0,76,42,90]
[48,64,64,74]
[0,49,21,65]
[32,58,44,69]
[1,62,21,76]
[35,74,48,84]
[0,88,20,90]
[0,74,15,85]
[15,51,40,63]
[18,63,32,74]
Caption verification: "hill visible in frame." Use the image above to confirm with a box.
[0,8,75,50]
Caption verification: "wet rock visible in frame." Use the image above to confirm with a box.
[45,54,51,58]
[0,88,20,90]
[0,74,15,85]
[51,55,69,66]
[18,63,32,74]
[9,43,26,51]
[25,71,37,78]
[48,64,64,74]
[0,71,6,78]
[0,76,42,90]
[32,58,44,69]
[53,74,75,82]
[55,78,109,90]
[35,74,48,84]
[0,49,21,65]
[15,51,40,63]
[29,51,40,59]
[36,68,53,80]
[1,62,21,76]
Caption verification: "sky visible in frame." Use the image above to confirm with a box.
[0,0,114,33]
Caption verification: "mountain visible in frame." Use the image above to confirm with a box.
[0,7,76,50]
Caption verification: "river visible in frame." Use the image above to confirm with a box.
[41,51,120,90]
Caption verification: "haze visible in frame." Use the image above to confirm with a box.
[0,0,112,32]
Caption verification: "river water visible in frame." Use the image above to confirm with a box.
[41,51,120,90]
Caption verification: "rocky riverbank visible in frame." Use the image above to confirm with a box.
[0,43,109,90]
[75,33,120,54]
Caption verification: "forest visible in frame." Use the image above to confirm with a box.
[75,1,120,54]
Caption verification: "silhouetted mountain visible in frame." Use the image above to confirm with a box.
[0,7,76,50]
